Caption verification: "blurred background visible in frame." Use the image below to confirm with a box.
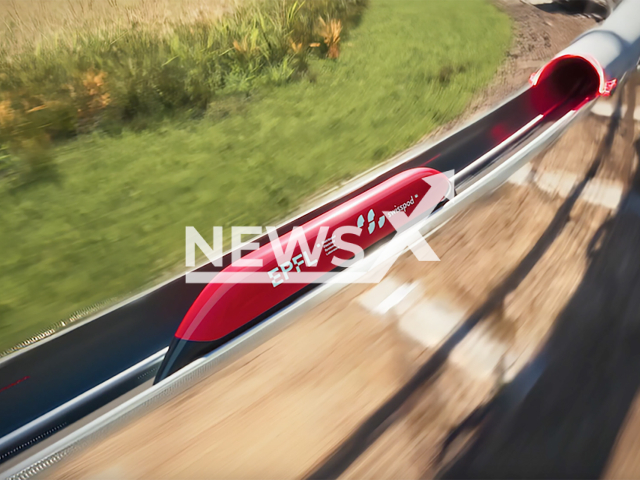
[0,0,508,352]
[2,0,640,478]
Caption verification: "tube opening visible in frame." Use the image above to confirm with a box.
[530,54,615,114]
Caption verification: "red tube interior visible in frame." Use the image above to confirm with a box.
[529,54,616,114]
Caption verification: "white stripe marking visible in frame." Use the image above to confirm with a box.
[373,282,418,315]
[508,164,623,210]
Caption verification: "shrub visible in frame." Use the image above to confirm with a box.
[0,0,368,179]
[317,17,342,59]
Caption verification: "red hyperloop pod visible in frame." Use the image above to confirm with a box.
[155,167,449,382]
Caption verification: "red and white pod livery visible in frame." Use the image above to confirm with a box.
[155,167,449,382]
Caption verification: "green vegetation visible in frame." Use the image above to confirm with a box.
[0,0,511,351]
[0,0,364,179]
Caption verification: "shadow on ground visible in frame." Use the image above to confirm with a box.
[438,78,640,480]
[533,0,610,20]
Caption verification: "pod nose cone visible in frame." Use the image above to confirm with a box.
[154,337,217,384]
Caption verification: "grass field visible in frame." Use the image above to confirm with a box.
[0,0,235,52]
[0,0,511,351]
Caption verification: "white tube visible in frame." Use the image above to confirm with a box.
[531,0,640,96]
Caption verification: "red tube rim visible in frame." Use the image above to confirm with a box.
[529,53,617,97]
